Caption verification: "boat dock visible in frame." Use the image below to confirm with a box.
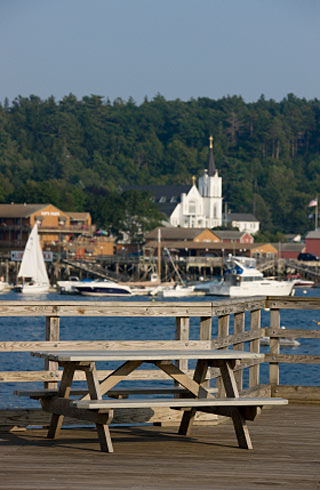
[0,297,319,489]
[1,403,319,489]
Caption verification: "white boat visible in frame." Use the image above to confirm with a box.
[13,224,50,294]
[194,256,295,297]
[151,284,195,298]
[56,276,89,294]
[74,279,132,297]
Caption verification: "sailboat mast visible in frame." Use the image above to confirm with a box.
[157,228,161,282]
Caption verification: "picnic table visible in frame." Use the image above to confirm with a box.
[25,349,287,453]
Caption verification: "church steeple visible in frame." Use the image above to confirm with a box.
[208,135,216,176]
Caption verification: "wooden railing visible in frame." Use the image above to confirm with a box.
[0,296,319,429]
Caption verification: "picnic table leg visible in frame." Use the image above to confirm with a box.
[178,360,210,436]
[47,365,75,439]
[218,360,253,450]
[85,362,114,453]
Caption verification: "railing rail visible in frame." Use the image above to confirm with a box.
[0,296,319,429]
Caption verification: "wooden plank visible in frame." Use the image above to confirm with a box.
[269,309,280,385]
[249,309,261,388]
[264,328,320,339]
[175,317,190,372]
[271,385,320,402]
[0,339,212,352]
[233,312,245,390]
[44,316,60,390]
[31,349,264,362]
[217,315,230,396]
[0,298,266,318]
[265,296,320,310]
[265,354,320,364]
[73,397,288,410]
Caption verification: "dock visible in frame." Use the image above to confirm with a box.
[0,297,319,488]
[1,403,319,489]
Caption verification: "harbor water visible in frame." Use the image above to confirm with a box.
[0,288,319,409]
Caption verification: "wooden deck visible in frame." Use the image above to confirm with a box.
[0,403,319,489]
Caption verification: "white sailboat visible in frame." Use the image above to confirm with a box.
[14,224,50,294]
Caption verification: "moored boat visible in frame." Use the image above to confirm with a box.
[13,224,51,294]
[195,256,295,297]
[74,279,132,296]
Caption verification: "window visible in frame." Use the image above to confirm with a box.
[188,201,196,214]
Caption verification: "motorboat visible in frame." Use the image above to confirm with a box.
[194,256,296,297]
[286,274,314,288]
[150,284,196,298]
[56,276,90,294]
[73,279,132,296]
[13,224,51,294]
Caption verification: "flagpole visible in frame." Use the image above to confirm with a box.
[316,195,318,231]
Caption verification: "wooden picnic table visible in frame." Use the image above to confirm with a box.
[29,349,287,453]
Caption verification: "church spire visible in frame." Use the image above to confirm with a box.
[208,135,216,176]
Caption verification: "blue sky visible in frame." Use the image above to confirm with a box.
[1,0,320,104]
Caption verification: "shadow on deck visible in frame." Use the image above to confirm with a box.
[0,403,319,490]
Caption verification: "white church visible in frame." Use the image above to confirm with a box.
[128,136,259,234]
[170,136,223,228]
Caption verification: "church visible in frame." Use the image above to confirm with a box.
[128,137,259,233]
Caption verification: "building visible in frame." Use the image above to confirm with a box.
[226,213,260,234]
[304,230,320,256]
[127,136,259,232]
[212,230,254,244]
[127,137,224,229]
[144,226,269,259]
[0,203,94,251]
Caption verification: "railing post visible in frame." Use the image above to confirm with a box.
[175,316,190,372]
[217,314,230,396]
[249,309,261,388]
[45,315,60,389]
[269,309,280,386]
[234,312,245,391]
[200,316,212,388]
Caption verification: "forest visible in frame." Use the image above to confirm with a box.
[0,92,320,242]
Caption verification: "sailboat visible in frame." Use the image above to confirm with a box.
[13,224,51,294]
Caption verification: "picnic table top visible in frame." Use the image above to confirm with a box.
[31,349,265,362]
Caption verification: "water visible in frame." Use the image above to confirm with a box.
[0,288,319,408]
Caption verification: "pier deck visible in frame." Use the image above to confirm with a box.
[0,403,319,490]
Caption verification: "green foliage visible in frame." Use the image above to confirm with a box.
[1,93,320,239]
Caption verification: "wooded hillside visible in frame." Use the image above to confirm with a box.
[0,93,319,239]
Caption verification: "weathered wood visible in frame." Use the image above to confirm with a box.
[233,312,245,390]
[175,317,190,372]
[0,339,212,352]
[264,328,320,339]
[1,404,320,489]
[265,354,320,364]
[44,316,60,390]
[73,397,288,410]
[265,296,320,310]
[217,314,230,396]
[249,309,261,388]
[271,385,320,402]
[269,309,280,385]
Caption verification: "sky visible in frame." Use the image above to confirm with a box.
[1,0,320,105]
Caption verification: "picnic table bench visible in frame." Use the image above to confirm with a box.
[16,348,288,453]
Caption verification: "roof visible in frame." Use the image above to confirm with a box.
[271,242,304,252]
[145,227,213,241]
[213,230,251,240]
[208,146,216,176]
[305,230,320,239]
[229,213,258,222]
[123,185,191,217]
[145,240,263,251]
[0,203,49,218]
